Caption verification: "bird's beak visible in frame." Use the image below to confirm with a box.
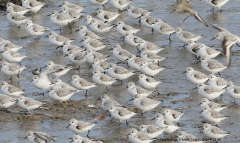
[58,5,62,7]
[15,99,18,103]
[66,124,70,128]
[125,86,128,89]
[210,37,215,41]
[46,90,50,93]
[43,65,47,68]
[151,118,155,121]
[23,136,27,140]
[46,14,51,17]
[182,71,186,74]
[192,87,198,90]
[97,98,101,100]
[45,35,49,38]
[75,29,79,32]
[64,54,68,57]
[129,98,134,101]
[199,110,203,114]
[29,79,33,83]
[170,9,175,14]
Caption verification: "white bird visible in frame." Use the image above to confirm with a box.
[6,2,30,15]
[82,36,106,51]
[128,128,154,143]
[141,48,166,64]
[203,123,230,139]
[116,21,140,36]
[138,74,161,89]
[139,124,166,138]
[130,94,161,115]
[67,119,97,138]
[163,108,184,123]
[25,20,50,37]
[127,82,152,97]
[59,1,86,12]
[0,81,24,97]
[127,54,143,71]
[17,96,42,111]
[226,81,240,103]
[177,131,202,143]
[23,131,56,143]
[123,33,142,47]
[175,27,201,45]
[109,0,132,11]
[61,6,85,20]
[97,9,120,23]
[201,105,228,123]
[71,75,96,96]
[88,0,108,7]
[92,58,109,73]
[76,25,103,40]
[47,31,73,46]
[196,83,225,100]
[48,10,74,29]
[1,62,26,80]
[84,15,103,26]
[127,5,152,20]
[59,41,85,55]
[21,0,44,13]
[186,40,201,56]
[53,78,77,91]
[153,113,180,134]
[6,9,30,27]
[2,47,27,64]
[140,60,164,77]
[67,50,86,68]
[92,69,116,90]
[48,86,77,102]
[201,57,227,75]
[98,94,123,111]
[88,19,114,34]
[112,44,131,62]
[0,94,17,110]
[197,44,221,59]
[153,19,175,41]
[208,74,228,89]
[204,0,229,11]
[140,12,155,32]
[200,98,226,112]
[108,105,136,125]
[45,61,72,78]
[85,50,109,64]
[182,67,208,84]
[137,40,164,54]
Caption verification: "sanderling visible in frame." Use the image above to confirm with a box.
[71,75,96,96]
[116,21,140,36]
[208,74,228,89]
[186,40,201,56]
[140,60,165,77]
[0,42,23,52]
[2,47,27,64]
[0,81,24,97]
[1,62,26,80]
[107,63,135,84]
[6,9,30,27]
[47,31,73,46]
[89,0,108,7]
[127,54,143,71]
[203,123,230,139]
[226,81,240,103]
[175,28,202,45]
[6,2,30,15]
[153,19,175,41]
[0,94,17,110]
[92,58,109,73]
[45,61,72,78]
[138,74,161,89]
[92,69,117,90]
[48,10,74,28]
[112,44,131,62]
[98,94,123,111]
[127,82,152,97]
[171,0,208,27]
[97,9,120,23]
[61,6,85,20]
[137,40,164,54]
[141,48,166,64]
[163,108,183,123]
[82,36,106,51]
[108,105,136,125]
[177,131,202,143]
[130,94,161,115]
[127,5,152,20]
[128,128,154,143]
[67,119,97,138]
[200,57,227,74]
[0,37,11,44]
[88,19,114,34]
[200,98,227,112]
[17,96,42,111]
[211,25,239,67]
[21,0,44,13]
[48,86,77,102]
[196,83,225,100]
[182,67,208,84]
[153,113,180,134]
[76,25,103,40]
[31,69,60,96]
[84,15,103,26]
[140,12,155,32]
[23,131,56,143]
[201,106,228,123]
[86,49,109,64]
[123,33,142,47]
[139,124,165,138]
[109,0,132,11]
[59,1,86,12]
[70,135,102,143]
[59,41,85,55]
[25,20,50,37]
[197,44,221,59]
[67,50,86,68]
[53,78,77,91]
[204,0,229,11]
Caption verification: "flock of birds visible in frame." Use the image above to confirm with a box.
[0,0,239,142]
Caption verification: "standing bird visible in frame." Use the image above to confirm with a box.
[96,9,120,23]
[171,0,208,27]
[109,0,132,11]
[25,20,50,37]
[153,19,175,41]
[21,0,44,13]
[204,0,229,11]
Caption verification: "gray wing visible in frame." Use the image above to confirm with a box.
[216,78,227,86]
[148,64,162,70]
[137,133,152,140]
[211,127,229,134]
[182,31,199,39]
[141,98,159,106]
[114,67,131,74]
[25,98,42,106]
[9,64,23,71]
[100,74,116,82]
[136,87,151,94]
[29,1,43,7]
[204,86,222,94]
[8,86,22,93]
[32,24,46,32]
[34,132,55,143]
[208,59,225,69]
[160,23,175,32]
[100,61,109,70]
[211,110,226,118]
[146,77,157,83]
[164,120,175,126]
[12,15,29,21]
[194,72,207,79]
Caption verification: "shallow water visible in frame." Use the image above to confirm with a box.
[0,0,240,142]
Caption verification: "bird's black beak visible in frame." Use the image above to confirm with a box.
[46,14,51,17]
[66,124,70,128]
[151,118,155,121]
[64,54,68,57]
[75,29,79,32]
[58,5,62,7]
[129,98,134,101]
[43,65,47,68]
[182,71,186,74]
[29,79,33,83]
[210,37,215,41]
[170,9,175,14]
[97,98,101,100]
[23,136,27,140]
[192,87,198,90]
[199,110,203,114]
[45,35,49,38]
[125,86,128,89]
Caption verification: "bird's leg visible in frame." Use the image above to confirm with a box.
[17,70,20,78]
[119,122,122,126]
[106,86,108,91]
[152,28,154,34]
[87,130,90,139]
[85,89,88,98]
[126,120,129,125]
[9,76,13,81]
[218,72,221,76]
[183,16,189,22]
[169,34,172,42]
[121,80,123,85]
[155,87,160,95]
